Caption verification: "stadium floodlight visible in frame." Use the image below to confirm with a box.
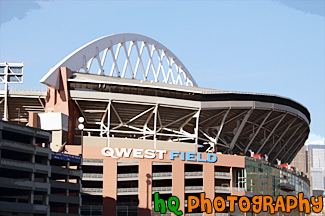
[78,116,85,158]
[78,116,85,123]
[0,62,24,121]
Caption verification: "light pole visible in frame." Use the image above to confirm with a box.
[0,62,23,121]
[78,117,85,158]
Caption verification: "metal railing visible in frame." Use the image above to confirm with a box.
[215,186,231,192]
[185,171,203,176]
[82,188,103,193]
[232,187,245,192]
[1,158,34,170]
[83,159,103,163]
[83,173,103,178]
[0,85,47,92]
[215,172,231,177]
[117,187,138,193]
[81,205,102,216]
[185,186,203,191]
[116,206,138,215]
[117,173,138,178]
[152,172,172,177]
[152,186,172,192]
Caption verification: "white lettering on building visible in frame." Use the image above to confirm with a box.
[101,147,167,160]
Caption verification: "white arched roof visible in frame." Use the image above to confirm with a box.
[40,33,197,88]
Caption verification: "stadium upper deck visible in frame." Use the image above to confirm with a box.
[0,33,310,164]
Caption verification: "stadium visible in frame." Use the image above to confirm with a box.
[0,33,311,216]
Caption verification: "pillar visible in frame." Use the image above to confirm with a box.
[102,159,117,216]
[172,161,185,215]
[203,163,215,216]
[28,112,39,128]
[138,160,152,216]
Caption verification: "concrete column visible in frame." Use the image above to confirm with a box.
[66,161,70,184]
[138,160,152,216]
[28,191,34,204]
[45,140,50,148]
[230,167,233,189]
[172,161,185,215]
[44,155,50,207]
[27,141,34,208]
[30,154,35,181]
[30,136,36,146]
[28,112,39,128]
[43,193,49,205]
[66,161,70,214]
[103,159,117,216]
[203,164,215,216]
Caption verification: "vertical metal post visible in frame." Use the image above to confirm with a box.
[195,109,200,151]
[3,65,8,121]
[153,104,158,149]
[81,129,84,159]
[1,62,23,121]
[215,109,230,152]
[107,100,111,147]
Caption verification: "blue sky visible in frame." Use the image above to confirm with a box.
[0,0,324,142]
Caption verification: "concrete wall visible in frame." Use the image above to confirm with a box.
[80,136,197,152]
[66,144,245,216]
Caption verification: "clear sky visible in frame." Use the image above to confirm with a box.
[0,0,324,142]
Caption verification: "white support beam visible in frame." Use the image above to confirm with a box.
[159,111,198,130]
[157,111,163,130]
[200,111,225,124]
[74,100,88,123]
[224,111,247,125]
[110,103,123,126]
[287,137,307,162]
[41,33,197,88]
[199,128,215,143]
[257,113,287,154]
[241,111,274,136]
[215,109,230,150]
[100,103,110,137]
[111,106,155,131]
[267,118,296,156]
[153,104,158,149]
[244,111,273,153]
[271,123,303,163]
[134,41,146,79]
[38,97,45,108]
[163,127,194,137]
[229,109,253,150]
[264,114,284,126]
[107,100,111,146]
[279,128,307,162]
[121,42,134,78]
[143,107,155,136]
[194,109,200,148]
[179,111,198,130]
[98,48,108,75]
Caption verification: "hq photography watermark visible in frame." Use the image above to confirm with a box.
[153,192,323,215]
[100,147,321,214]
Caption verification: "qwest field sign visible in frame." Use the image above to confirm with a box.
[101,147,218,163]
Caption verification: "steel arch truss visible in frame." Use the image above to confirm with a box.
[41,34,197,88]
